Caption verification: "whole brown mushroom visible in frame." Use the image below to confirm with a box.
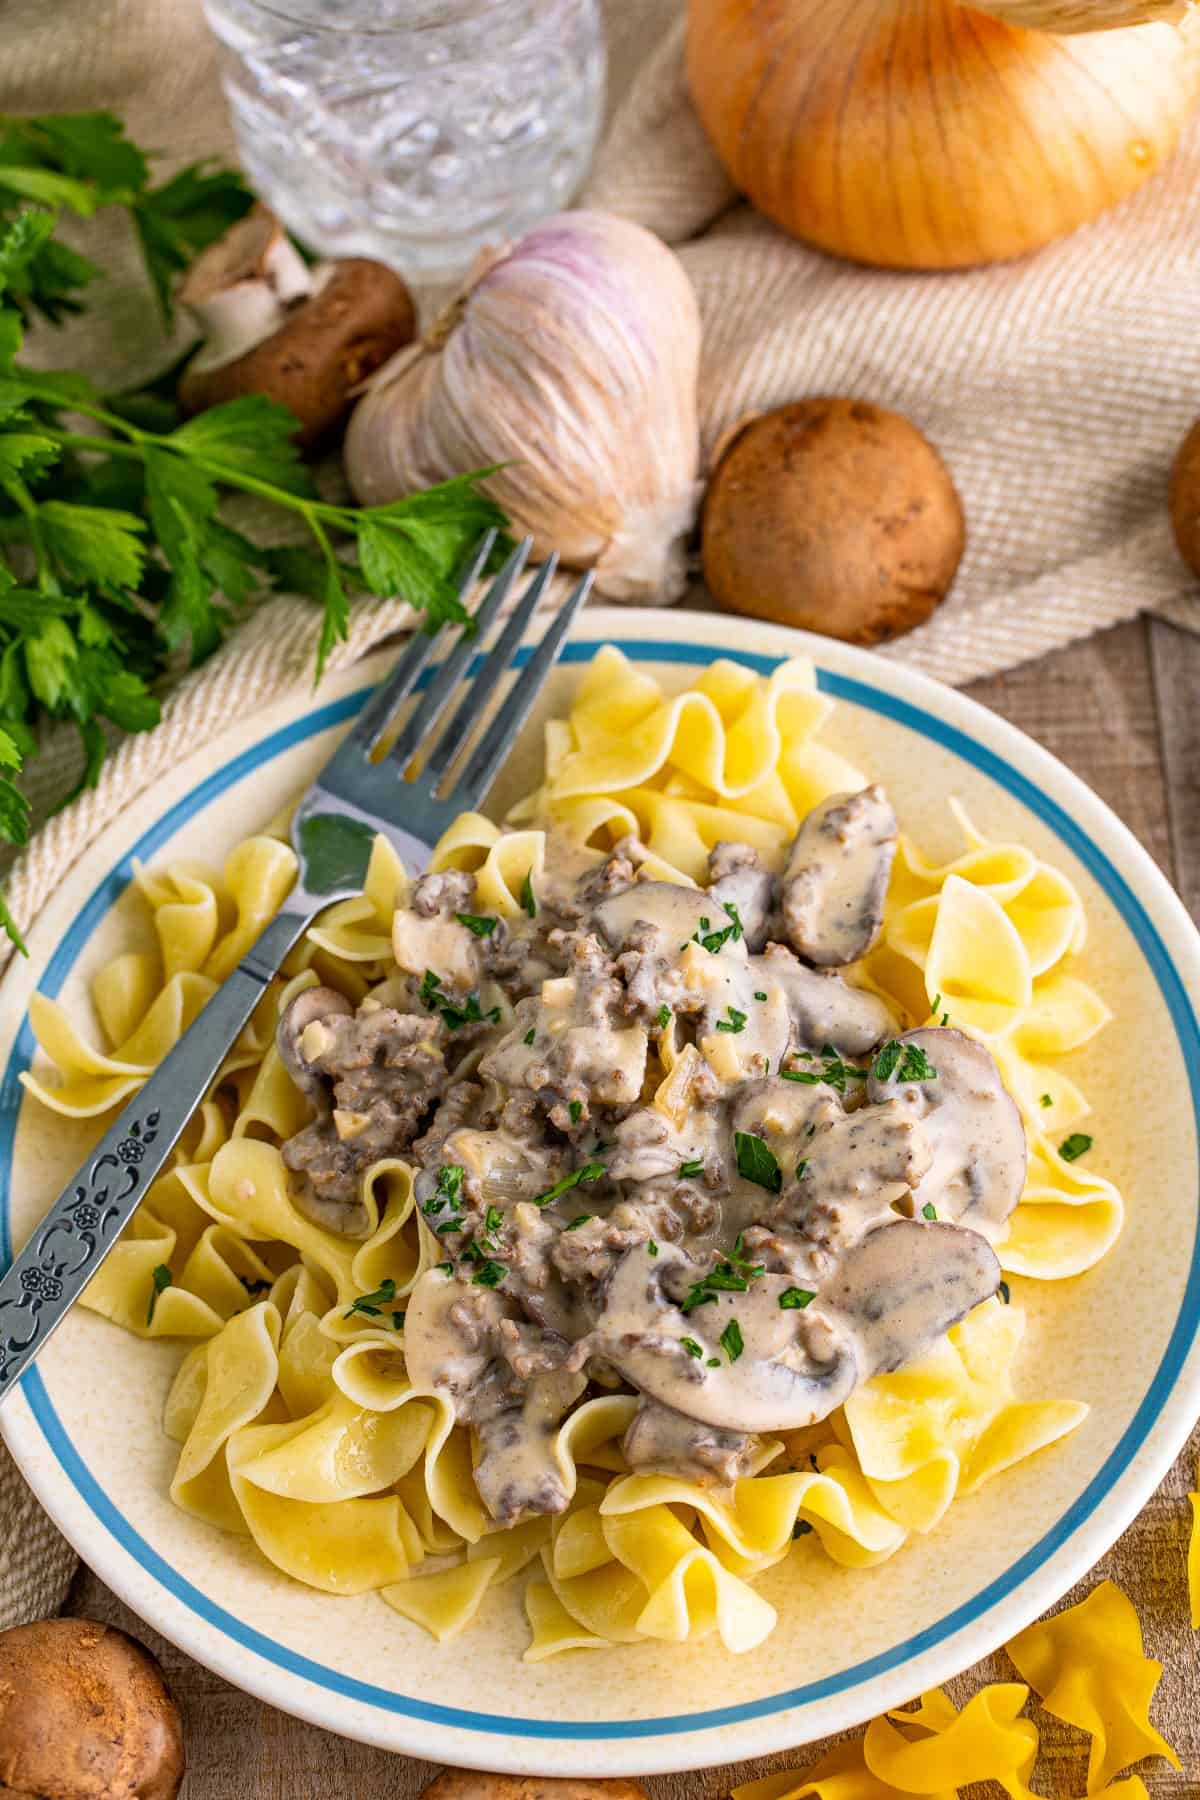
[701,397,965,645]
[178,204,416,449]
[1169,415,1200,578]
[0,1617,184,1799]
[420,1777,649,1800]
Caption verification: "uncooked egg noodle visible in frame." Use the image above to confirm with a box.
[21,649,1118,1657]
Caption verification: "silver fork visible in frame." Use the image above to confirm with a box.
[0,534,592,1401]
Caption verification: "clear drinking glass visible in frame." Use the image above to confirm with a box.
[202,0,607,284]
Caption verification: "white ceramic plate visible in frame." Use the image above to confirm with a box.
[2,609,1200,1778]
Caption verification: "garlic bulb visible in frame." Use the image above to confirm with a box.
[344,211,703,602]
[686,0,1200,269]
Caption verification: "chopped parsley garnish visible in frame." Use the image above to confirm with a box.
[818,1050,867,1093]
[779,1287,816,1310]
[998,1281,1011,1305]
[1059,1133,1093,1163]
[792,1519,814,1538]
[523,1027,536,1046]
[871,1040,901,1081]
[435,1261,453,1276]
[565,1214,594,1231]
[921,1202,938,1221]
[719,1318,744,1362]
[392,1312,406,1330]
[680,1243,765,1314]
[481,1205,504,1250]
[146,1263,172,1326]
[781,1067,820,1085]
[754,990,768,1002]
[520,871,537,918]
[734,1130,782,1193]
[533,1162,605,1208]
[680,1337,704,1360]
[455,911,498,937]
[568,1100,583,1124]
[898,1044,938,1082]
[647,1239,659,1257]
[1040,1092,1053,1108]
[423,1163,465,1234]
[715,1005,747,1034]
[471,1259,507,1289]
[344,1277,398,1321]
[692,900,744,955]
[795,1159,810,1180]
[707,1357,721,1368]
[931,993,942,1015]
[419,969,500,1031]
[679,1158,705,1178]
[656,1004,671,1030]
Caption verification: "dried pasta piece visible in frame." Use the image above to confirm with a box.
[1005,1581,1180,1792]
[732,1731,944,1800]
[381,1558,501,1643]
[864,1684,1038,1797]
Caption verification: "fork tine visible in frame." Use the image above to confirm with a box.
[452,570,593,811]
[422,552,560,786]
[341,529,497,759]
[385,536,532,774]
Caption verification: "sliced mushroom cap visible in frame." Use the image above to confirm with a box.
[760,950,896,1056]
[276,985,354,1099]
[781,786,898,967]
[592,880,717,951]
[811,1217,1001,1376]
[402,1267,517,1400]
[0,1617,185,1800]
[868,1027,1026,1235]
[592,1243,858,1432]
[178,208,416,448]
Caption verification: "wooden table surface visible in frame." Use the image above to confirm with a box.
[58,612,1200,1799]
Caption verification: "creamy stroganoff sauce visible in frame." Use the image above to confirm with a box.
[276,787,1026,1525]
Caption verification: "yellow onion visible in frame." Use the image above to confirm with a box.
[686,0,1200,268]
[344,211,702,602]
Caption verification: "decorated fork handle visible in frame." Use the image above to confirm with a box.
[0,907,314,1402]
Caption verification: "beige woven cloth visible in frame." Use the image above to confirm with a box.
[3,0,1200,1627]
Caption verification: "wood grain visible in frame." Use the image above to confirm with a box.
[61,617,1200,1799]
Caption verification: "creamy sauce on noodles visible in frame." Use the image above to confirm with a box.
[277,789,1027,1524]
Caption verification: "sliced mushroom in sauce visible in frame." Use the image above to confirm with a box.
[781,786,897,967]
[272,795,1029,1526]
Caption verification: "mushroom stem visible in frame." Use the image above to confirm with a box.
[178,203,312,375]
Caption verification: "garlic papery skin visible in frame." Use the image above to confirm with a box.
[344,210,703,603]
[686,0,1200,270]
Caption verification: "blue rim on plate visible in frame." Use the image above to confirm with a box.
[2,638,1199,1740]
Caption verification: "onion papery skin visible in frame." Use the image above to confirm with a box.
[685,0,1200,269]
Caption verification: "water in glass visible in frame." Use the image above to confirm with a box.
[202,0,607,284]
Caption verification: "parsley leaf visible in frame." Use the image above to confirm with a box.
[520,870,537,917]
[146,1262,172,1326]
[719,1318,744,1363]
[921,1201,938,1220]
[898,1044,938,1082]
[1059,1133,1093,1163]
[564,1214,594,1232]
[679,1158,705,1178]
[533,1163,605,1208]
[680,1337,704,1360]
[344,1277,399,1321]
[522,1027,537,1046]
[871,1040,902,1081]
[471,1259,507,1289]
[734,1130,782,1193]
[568,1099,583,1124]
[779,1287,816,1310]
[656,1004,671,1030]
[456,911,498,938]
[1040,1092,1053,1108]
[715,1005,747,1034]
